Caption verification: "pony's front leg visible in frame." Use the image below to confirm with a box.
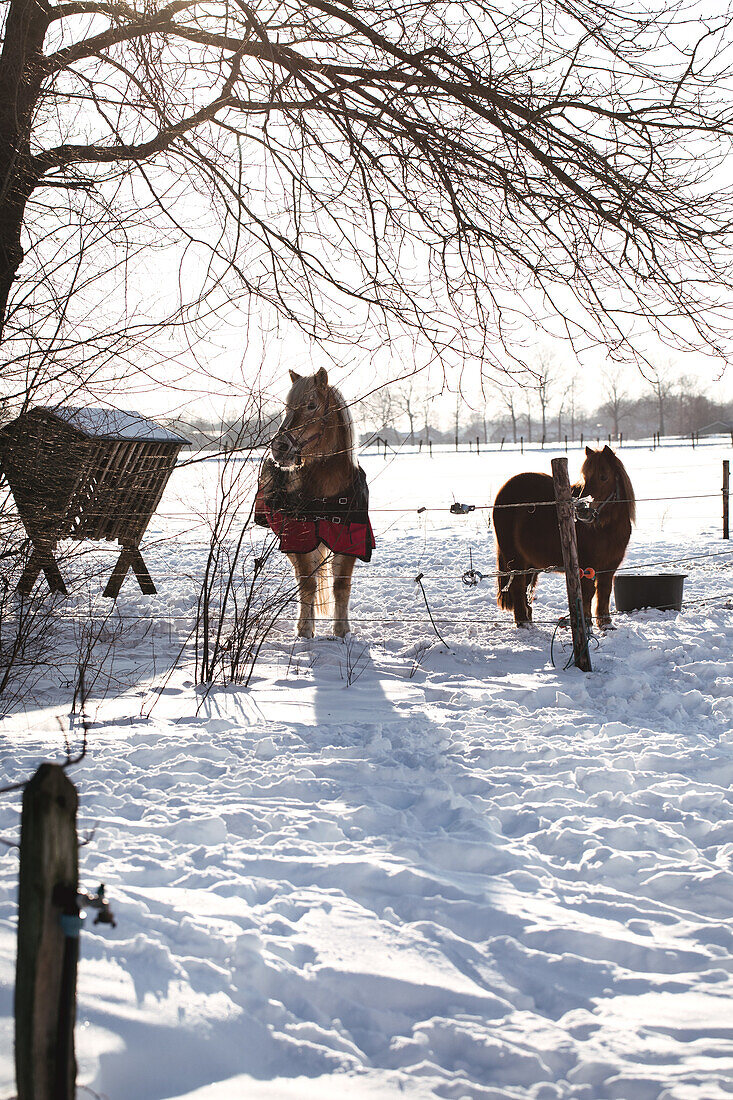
[288,551,320,638]
[331,553,356,637]
[580,574,595,625]
[594,571,614,628]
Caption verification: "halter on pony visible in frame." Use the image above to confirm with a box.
[272,391,332,467]
[574,479,621,525]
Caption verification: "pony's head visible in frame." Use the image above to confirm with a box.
[271,368,353,468]
[580,445,636,524]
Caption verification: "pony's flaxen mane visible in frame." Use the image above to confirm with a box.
[330,383,356,465]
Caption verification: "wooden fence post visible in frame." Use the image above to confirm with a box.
[724,460,730,540]
[15,764,79,1100]
[551,457,592,672]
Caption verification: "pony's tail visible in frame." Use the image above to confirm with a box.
[315,552,332,619]
[497,548,513,611]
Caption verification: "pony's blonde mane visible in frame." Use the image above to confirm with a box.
[329,382,355,464]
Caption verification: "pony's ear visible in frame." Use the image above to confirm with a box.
[602,444,614,457]
[289,370,302,383]
[585,445,593,457]
[314,367,329,392]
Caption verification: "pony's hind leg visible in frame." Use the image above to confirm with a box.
[331,552,356,637]
[509,572,533,626]
[288,550,322,638]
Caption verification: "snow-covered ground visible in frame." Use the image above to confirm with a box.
[1,438,732,1100]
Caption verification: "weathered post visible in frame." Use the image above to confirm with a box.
[724,460,730,540]
[551,457,592,672]
[520,435,524,455]
[15,764,79,1100]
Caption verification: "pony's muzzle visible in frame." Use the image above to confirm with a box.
[271,434,301,466]
[574,497,597,524]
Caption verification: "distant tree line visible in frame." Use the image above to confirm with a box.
[177,375,732,453]
[358,375,733,448]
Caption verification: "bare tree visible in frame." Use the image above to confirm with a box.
[647,363,674,437]
[565,375,581,442]
[357,385,394,440]
[524,391,533,444]
[3,0,733,414]
[393,378,422,444]
[421,388,438,444]
[534,351,557,444]
[495,384,519,444]
[601,370,630,440]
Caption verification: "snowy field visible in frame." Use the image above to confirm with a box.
[1,437,733,1099]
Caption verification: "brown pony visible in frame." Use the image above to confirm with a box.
[255,368,374,638]
[493,446,635,627]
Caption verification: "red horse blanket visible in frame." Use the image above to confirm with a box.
[255,461,375,562]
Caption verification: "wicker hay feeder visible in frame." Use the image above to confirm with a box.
[0,406,189,598]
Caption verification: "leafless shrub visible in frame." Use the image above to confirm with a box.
[339,636,370,687]
[194,409,301,687]
[0,502,63,710]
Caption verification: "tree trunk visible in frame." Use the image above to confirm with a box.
[0,0,49,336]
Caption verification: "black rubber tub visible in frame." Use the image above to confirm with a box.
[613,574,687,613]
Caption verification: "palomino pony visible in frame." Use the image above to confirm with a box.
[255,368,375,638]
[493,445,635,627]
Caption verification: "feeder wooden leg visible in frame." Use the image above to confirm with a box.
[103,547,156,598]
[103,550,132,598]
[130,549,156,595]
[17,546,68,596]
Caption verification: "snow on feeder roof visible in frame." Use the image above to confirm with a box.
[0,405,190,598]
[39,405,190,445]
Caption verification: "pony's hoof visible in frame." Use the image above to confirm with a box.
[296,627,315,639]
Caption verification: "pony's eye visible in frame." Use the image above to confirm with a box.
[307,402,317,411]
